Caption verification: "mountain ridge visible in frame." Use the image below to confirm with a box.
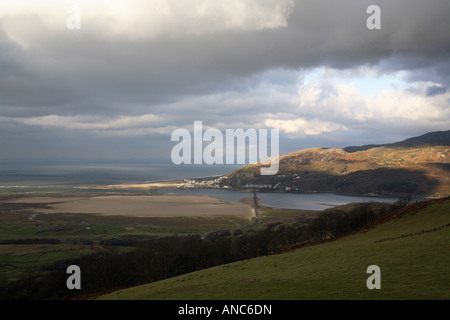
[221,130,450,198]
[343,130,450,152]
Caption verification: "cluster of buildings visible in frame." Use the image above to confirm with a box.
[180,174,302,192]
[179,176,231,189]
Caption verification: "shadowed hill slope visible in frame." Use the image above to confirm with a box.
[223,131,450,197]
[98,197,450,300]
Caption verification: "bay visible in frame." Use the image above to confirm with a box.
[0,161,408,210]
[160,188,401,211]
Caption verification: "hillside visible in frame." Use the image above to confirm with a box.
[222,131,450,197]
[344,130,450,152]
[98,197,450,300]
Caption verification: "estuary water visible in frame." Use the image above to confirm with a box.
[0,161,401,210]
[160,188,400,211]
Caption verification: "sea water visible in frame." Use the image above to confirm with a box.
[0,161,240,194]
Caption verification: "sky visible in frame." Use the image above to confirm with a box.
[0,0,449,164]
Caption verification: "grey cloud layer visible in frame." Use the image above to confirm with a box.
[1,0,448,109]
[0,0,449,160]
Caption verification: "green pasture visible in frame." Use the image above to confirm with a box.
[99,198,450,300]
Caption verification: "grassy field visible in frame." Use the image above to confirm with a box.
[0,193,312,283]
[98,197,450,300]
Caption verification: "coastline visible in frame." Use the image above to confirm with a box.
[0,177,431,220]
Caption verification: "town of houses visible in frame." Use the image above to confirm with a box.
[179,174,302,192]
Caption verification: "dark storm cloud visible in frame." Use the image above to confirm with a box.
[0,0,449,160]
[1,0,449,112]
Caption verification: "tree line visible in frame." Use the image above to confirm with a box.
[0,199,410,300]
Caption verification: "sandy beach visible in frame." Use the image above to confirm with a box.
[91,180,184,190]
[3,194,253,219]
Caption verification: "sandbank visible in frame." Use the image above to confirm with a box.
[92,180,184,190]
[8,194,253,219]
